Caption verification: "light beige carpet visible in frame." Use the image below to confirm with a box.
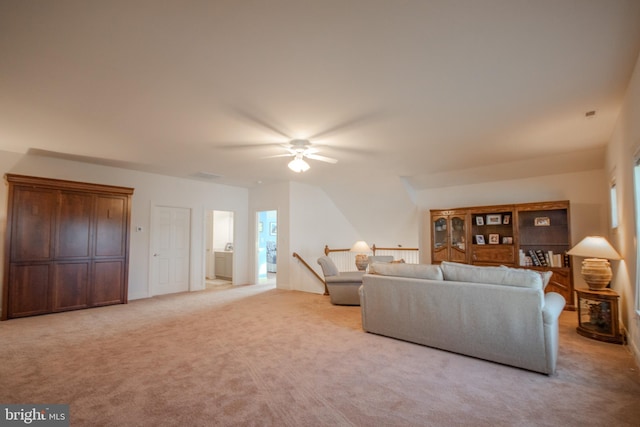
[1,284,639,426]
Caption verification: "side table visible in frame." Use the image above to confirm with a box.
[575,288,624,344]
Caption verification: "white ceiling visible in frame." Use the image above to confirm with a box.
[1,1,639,189]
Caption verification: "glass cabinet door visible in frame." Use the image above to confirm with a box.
[433,217,448,248]
[432,217,448,262]
[449,215,467,262]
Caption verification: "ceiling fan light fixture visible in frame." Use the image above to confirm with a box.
[288,156,310,173]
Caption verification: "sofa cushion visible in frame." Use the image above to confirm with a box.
[325,271,364,283]
[440,261,542,289]
[367,255,394,264]
[440,261,504,283]
[369,262,443,280]
[509,267,552,290]
[499,266,552,289]
[498,266,544,289]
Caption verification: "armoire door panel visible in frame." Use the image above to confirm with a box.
[95,196,126,257]
[56,192,93,258]
[92,260,124,305]
[11,187,56,261]
[53,262,89,311]
[9,264,50,317]
[3,174,133,320]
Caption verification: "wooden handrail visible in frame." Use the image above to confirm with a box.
[324,245,349,256]
[325,244,419,255]
[371,244,419,253]
[292,252,329,295]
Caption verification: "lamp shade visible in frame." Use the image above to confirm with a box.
[350,241,371,253]
[566,236,621,260]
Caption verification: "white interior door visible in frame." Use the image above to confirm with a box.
[151,206,191,295]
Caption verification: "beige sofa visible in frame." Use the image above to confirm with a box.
[359,261,565,375]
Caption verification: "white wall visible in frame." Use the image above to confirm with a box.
[0,151,249,308]
[606,50,640,366]
[289,182,361,294]
[212,210,234,250]
[415,169,608,289]
[320,170,419,247]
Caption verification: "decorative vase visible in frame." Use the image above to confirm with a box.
[355,254,368,271]
[581,258,612,290]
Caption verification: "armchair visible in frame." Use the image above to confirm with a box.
[317,256,365,305]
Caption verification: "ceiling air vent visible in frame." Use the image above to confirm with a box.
[192,171,222,180]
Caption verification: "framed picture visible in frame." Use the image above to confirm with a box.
[488,234,500,244]
[503,214,511,225]
[475,235,485,245]
[269,222,277,235]
[486,214,502,225]
[475,216,484,226]
[534,217,550,227]
[502,236,513,244]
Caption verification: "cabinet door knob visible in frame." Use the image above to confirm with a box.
[153,253,159,257]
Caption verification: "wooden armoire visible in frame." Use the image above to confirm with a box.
[430,200,575,309]
[2,174,134,319]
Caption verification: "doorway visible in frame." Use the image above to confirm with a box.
[150,205,191,296]
[205,210,234,290]
[257,210,277,285]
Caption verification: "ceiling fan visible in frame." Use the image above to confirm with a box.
[265,139,338,173]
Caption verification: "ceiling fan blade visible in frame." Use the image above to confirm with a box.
[308,111,385,140]
[279,144,298,155]
[214,142,283,150]
[306,153,338,164]
[225,107,292,139]
[263,153,294,159]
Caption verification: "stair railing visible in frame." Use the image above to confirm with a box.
[292,252,329,295]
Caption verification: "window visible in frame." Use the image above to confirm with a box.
[610,179,618,229]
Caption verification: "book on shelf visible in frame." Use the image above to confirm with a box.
[528,250,541,266]
[534,249,548,267]
[521,249,570,268]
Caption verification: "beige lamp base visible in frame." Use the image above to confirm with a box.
[581,258,612,290]
[355,254,368,271]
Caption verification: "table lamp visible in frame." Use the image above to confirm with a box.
[350,241,371,271]
[566,236,621,290]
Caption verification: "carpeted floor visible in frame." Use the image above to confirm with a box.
[1,284,639,426]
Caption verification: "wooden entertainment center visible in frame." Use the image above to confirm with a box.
[430,200,575,309]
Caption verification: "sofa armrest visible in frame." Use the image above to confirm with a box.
[543,292,566,325]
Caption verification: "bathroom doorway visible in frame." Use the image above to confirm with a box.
[256,210,277,286]
[205,210,234,290]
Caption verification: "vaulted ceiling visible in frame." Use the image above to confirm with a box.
[1,1,639,189]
